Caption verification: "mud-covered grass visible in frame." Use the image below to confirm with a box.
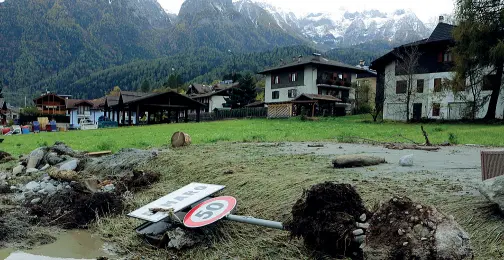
[93,143,504,260]
[3,115,504,157]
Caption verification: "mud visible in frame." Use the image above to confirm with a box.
[30,189,123,229]
[285,182,368,258]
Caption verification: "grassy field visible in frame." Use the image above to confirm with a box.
[2,115,504,156]
[95,143,504,259]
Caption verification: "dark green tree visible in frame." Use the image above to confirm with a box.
[226,74,257,108]
[0,81,4,99]
[140,80,150,93]
[453,0,504,119]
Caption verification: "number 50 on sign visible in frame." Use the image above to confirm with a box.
[184,196,237,228]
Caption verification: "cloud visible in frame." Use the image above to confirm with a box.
[157,0,455,22]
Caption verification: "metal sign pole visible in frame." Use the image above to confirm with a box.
[225,214,284,230]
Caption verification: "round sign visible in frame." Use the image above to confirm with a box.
[183,196,237,228]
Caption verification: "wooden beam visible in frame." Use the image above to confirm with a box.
[136,104,140,125]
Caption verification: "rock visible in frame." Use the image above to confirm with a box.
[56,184,64,191]
[40,164,50,171]
[51,142,84,158]
[166,227,201,250]
[39,182,47,189]
[0,172,7,180]
[27,147,47,169]
[363,197,473,260]
[478,175,504,213]
[12,165,25,175]
[31,198,41,204]
[26,168,39,174]
[103,184,115,192]
[224,169,234,175]
[44,152,64,166]
[24,181,41,192]
[357,222,370,229]
[43,183,57,195]
[360,213,367,222]
[42,176,51,182]
[82,149,155,178]
[332,154,386,168]
[352,229,364,236]
[65,185,71,189]
[59,159,79,171]
[399,154,414,167]
[354,235,366,244]
[13,194,26,202]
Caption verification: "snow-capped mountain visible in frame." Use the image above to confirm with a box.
[230,0,432,48]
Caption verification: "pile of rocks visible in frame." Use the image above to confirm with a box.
[12,176,72,204]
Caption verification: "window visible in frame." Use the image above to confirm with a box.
[273,76,280,84]
[272,91,280,99]
[396,80,407,94]
[438,51,453,63]
[432,103,441,117]
[483,75,498,91]
[434,78,442,92]
[288,89,297,98]
[78,106,90,115]
[289,73,298,82]
[417,79,424,93]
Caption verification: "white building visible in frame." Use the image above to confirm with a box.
[372,19,504,121]
[258,54,366,118]
[65,98,105,127]
[186,83,238,113]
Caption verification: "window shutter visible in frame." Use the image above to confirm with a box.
[438,52,443,62]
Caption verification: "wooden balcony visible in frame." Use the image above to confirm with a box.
[40,110,67,115]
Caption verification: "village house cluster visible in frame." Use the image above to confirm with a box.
[1,17,503,128]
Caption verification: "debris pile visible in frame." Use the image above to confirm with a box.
[285,182,369,258]
[363,197,473,259]
[0,151,14,163]
[332,154,386,168]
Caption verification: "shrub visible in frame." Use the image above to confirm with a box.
[448,133,458,145]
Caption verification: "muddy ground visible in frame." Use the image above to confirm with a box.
[1,142,503,259]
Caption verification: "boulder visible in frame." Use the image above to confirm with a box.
[43,183,57,195]
[30,198,41,204]
[50,142,85,158]
[478,175,504,213]
[27,147,47,169]
[363,197,473,260]
[44,152,64,166]
[26,168,39,174]
[40,164,51,171]
[24,181,41,192]
[332,154,386,168]
[59,159,79,171]
[399,154,414,167]
[12,165,25,175]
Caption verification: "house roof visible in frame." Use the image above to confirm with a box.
[120,91,151,103]
[33,93,67,103]
[259,55,367,74]
[371,22,456,70]
[65,97,105,109]
[294,94,342,102]
[244,101,265,107]
[0,99,7,111]
[121,90,205,108]
[105,96,120,107]
[190,83,239,99]
[188,84,212,95]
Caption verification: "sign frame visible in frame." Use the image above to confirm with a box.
[127,182,225,222]
[183,196,237,228]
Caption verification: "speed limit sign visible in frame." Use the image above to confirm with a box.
[183,196,237,228]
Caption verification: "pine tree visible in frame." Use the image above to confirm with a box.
[226,73,257,108]
[140,80,150,93]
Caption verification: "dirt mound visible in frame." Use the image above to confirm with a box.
[30,188,123,229]
[82,148,156,178]
[0,151,14,163]
[116,170,161,193]
[285,182,369,258]
[364,197,473,259]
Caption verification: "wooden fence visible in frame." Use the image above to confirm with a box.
[187,107,267,122]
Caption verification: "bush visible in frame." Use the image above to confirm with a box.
[354,104,372,115]
[448,133,458,145]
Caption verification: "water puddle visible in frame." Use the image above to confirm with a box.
[0,230,112,260]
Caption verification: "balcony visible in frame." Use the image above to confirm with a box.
[78,111,91,117]
[316,78,352,89]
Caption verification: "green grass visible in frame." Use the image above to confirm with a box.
[2,115,504,156]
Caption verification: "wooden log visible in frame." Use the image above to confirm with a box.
[171,132,192,148]
[87,151,112,157]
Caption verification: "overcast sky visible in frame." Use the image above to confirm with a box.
[159,0,455,22]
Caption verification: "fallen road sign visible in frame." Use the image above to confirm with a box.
[128,183,225,222]
[184,196,237,228]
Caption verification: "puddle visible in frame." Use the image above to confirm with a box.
[0,230,112,260]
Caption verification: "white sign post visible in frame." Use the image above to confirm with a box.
[128,182,225,222]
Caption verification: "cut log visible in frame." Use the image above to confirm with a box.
[171,132,192,148]
[48,167,79,182]
[332,154,386,168]
[86,151,112,157]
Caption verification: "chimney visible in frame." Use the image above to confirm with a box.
[359,60,365,67]
[313,53,321,61]
[439,16,444,23]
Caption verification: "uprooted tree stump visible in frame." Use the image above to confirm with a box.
[171,132,191,148]
[333,154,386,168]
[285,182,369,258]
